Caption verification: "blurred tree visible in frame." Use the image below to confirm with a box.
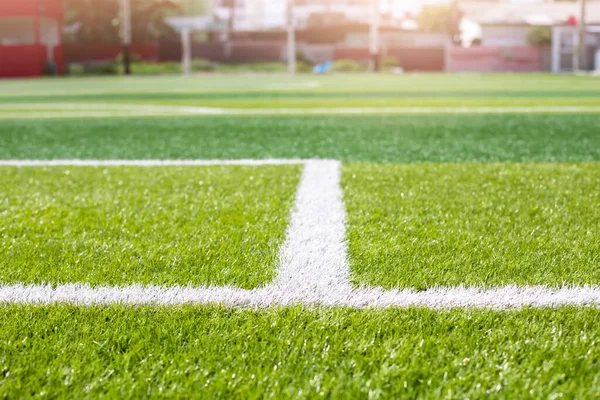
[418,2,462,44]
[132,0,181,40]
[65,0,181,43]
[64,0,120,42]
[179,0,211,15]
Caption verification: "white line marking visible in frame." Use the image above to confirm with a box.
[0,112,174,119]
[1,158,598,309]
[0,103,227,114]
[2,104,600,118]
[0,159,306,167]
[242,106,600,115]
[2,284,600,309]
[275,160,351,291]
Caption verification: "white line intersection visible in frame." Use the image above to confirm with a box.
[1,159,599,308]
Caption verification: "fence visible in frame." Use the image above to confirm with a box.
[63,42,159,64]
[333,46,445,71]
[0,44,64,77]
[156,37,447,71]
[61,40,552,73]
[159,39,285,64]
[447,46,543,72]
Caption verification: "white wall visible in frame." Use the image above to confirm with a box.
[480,25,530,46]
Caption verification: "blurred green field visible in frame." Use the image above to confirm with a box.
[1,74,600,110]
[1,114,599,162]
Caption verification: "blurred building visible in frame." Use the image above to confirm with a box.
[177,0,447,71]
[451,1,600,72]
[0,0,64,77]
[211,0,419,31]
[461,1,600,71]
[212,0,286,31]
[461,1,600,47]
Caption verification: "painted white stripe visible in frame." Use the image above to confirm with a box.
[275,160,351,291]
[243,106,600,115]
[0,103,227,114]
[0,159,306,167]
[2,104,600,118]
[1,157,598,309]
[2,284,600,309]
[0,112,173,119]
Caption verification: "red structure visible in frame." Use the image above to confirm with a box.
[447,46,542,73]
[0,0,64,78]
[333,46,446,72]
[64,42,160,64]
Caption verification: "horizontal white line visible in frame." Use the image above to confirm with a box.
[242,106,600,115]
[0,159,309,167]
[0,112,165,119]
[2,104,600,117]
[2,284,600,309]
[0,103,227,114]
[3,158,597,310]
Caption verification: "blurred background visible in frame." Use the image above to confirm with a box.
[0,0,599,78]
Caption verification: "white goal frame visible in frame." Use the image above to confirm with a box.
[552,25,600,72]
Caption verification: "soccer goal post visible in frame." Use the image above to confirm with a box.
[165,16,225,76]
[552,26,600,73]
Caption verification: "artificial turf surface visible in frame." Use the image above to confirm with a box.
[2,74,600,398]
[1,114,600,162]
[0,166,300,288]
[343,163,600,289]
[2,305,600,398]
[5,96,600,110]
[1,74,600,108]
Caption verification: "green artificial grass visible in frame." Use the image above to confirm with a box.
[4,95,600,110]
[0,166,300,288]
[343,163,600,289]
[2,114,600,162]
[1,74,600,108]
[2,305,600,398]
[2,73,600,399]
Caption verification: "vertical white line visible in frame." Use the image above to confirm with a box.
[275,160,352,292]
